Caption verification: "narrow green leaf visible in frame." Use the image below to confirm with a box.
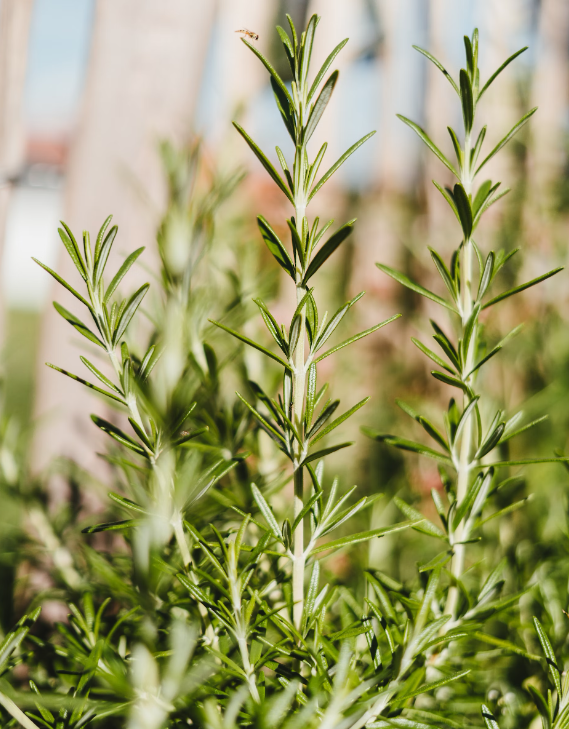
[364,429,453,466]
[292,491,322,532]
[419,550,453,572]
[104,247,145,303]
[433,181,461,225]
[473,180,495,218]
[482,267,563,310]
[210,319,290,369]
[429,248,458,302]
[315,314,401,362]
[300,14,318,87]
[500,415,547,444]
[308,131,376,202]
[251,483,282,541]
[254,298,286,351]
[492,247,519,280]
[475,186,511,225]
[127,417,152,452]
[271,76,296,142]
[394,670,469,703]
[474,632,540,661]
[477,251,494,300]
[464,36,475,79]
[311,520,419,555]
[53,302,105,348]
[287,218,305,268]
[431,370,469,394]
[412,338,454,373]
[314,292,362,351]
[460,69,474,132]
[377,263,457,312]
[288,314,301,357]
[397,115,458,177]
[233,123,294,202]
[453,183,473,239]
[139,343,160,381]
[305,70,338,142]
[306,399,340,439]
[454,396,479,445]
[0,607,42,672]
[478,47,528,100]
[308,38,349,103]
[447,127,463,169]
[417,415,449,452]
[241,38,294,108]
[108,492,148,514]
[476,107,537,173]
[320,495,380,538]
[462,303,480,363]
[93,225,118,286]
[257,216,295,278]
[481,704,501,729]
[90,415,146,455]
[305,363,317,429]
[94,214,113,262]
[306,144,328,194]
[46,363,125,404]
[394,497,446,539]
[413,45,460,95]
[32,258,90,307]
[452,472,484,530]
[276,25,294,58]
[526,685,551,725]
[471,125,487,167]
[112,283,149,345]
[59,223,87,281]
[173,427,208,447]
[303,562,320,630]
[236,392,287,447]
[80,356,121,393]
[303,220,355,283]
[466,345,502,378]
[533,617,562,697]
[486,457,569,467]
[311,397,369,444]
[303,441,352,465]
[82,519,140,534]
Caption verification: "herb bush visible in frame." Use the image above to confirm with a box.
[0,14,567,729]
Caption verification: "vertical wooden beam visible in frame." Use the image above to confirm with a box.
[33,0,216,475]
[530,0,569,202]
[0,0,34,343]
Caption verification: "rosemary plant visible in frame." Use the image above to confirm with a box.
[369,27,565,625]
[214,11,399,633]
[355,29,569,729]
[1,16,567,729]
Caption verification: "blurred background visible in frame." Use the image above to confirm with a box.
[1,0,569,582]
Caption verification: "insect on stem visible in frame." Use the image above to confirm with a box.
[235,28,259,41]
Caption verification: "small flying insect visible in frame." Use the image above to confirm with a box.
[235,28,259,41]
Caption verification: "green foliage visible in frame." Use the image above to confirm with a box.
[0,17,566,729]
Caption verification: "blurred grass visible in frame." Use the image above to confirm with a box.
[3,308,40,425]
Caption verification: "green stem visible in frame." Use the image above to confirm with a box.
[172,515,191,570]
[445,131,476,622]
[293,466,305,630]
[292,199,307,631]
[229,546,260,703]
[237,633,260,703]
[0,691,41,729]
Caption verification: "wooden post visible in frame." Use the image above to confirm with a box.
[33,0,216,477]
[0,0,34,343]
